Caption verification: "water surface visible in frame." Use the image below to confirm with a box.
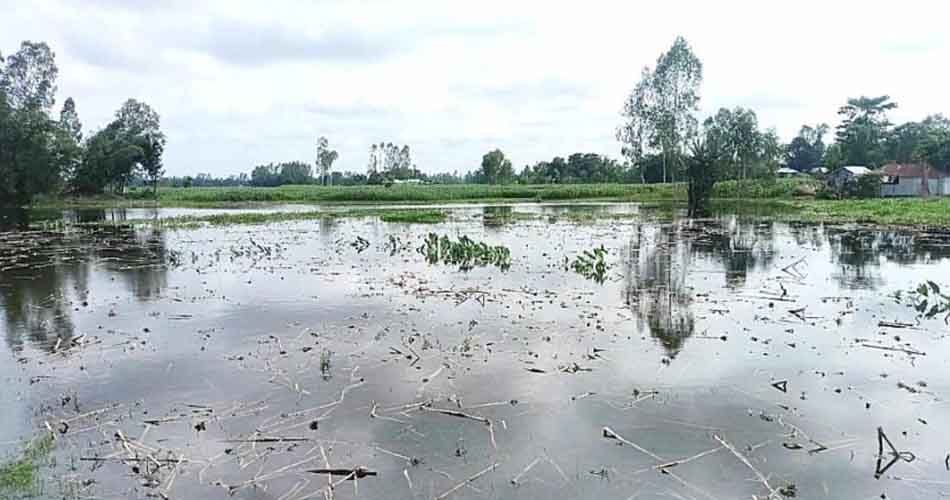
[2,205,949,499]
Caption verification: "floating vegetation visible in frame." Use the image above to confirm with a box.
[0,432,55,496]
[568,245,610,283]
[378,209,446,224]
[417,233,511,271]
[898,281,950,323]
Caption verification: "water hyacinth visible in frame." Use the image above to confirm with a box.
[417,233,511,271]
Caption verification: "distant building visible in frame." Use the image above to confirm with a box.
[879,162,949,197]
[392,178,424,185]
[809,167,829,176]
[776,167,801,178]
[828,166,873,190]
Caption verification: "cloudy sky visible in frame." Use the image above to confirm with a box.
[2,0,947,177]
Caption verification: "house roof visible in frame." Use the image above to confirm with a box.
[878,162,945,179]
[776,167,800,174]
[838,166,873,175]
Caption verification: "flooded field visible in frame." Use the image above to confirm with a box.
[2,204,950,499]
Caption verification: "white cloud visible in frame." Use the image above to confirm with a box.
[2,0,948,176]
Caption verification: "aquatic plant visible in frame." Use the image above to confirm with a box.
[568,245,610,283]
[0,432,55,496]
[900,281,950,322]
[417,233,511,271]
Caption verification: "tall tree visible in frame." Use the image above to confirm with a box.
[834,95,897,167]
[0,41,61,204]
[0,41,58,111]
[702,107,762,179]
[618,36,702,183]
[652,36,703,183]
[785,123,828,171]
[479,149,513,184]
[617,67,657,183]
[315,136,338,185]
[59,97,82,143]
[113,99,165,194]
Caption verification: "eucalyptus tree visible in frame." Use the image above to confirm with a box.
[315,136,338,185]
[618,36,702,183]
[651,36,703,183]
[0,41,61,204]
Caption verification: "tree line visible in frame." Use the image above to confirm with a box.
[1,40,167,205]
[4,38,950,201]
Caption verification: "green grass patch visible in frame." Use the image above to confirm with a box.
[0,432,55,496]
[30,179,819,208]
[63,208,450,229]
[377,209,446,223]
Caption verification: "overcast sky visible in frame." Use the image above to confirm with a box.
[2,0,948,177]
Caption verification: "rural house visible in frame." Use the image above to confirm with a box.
[879,162,950,197]
[828,166,872,190]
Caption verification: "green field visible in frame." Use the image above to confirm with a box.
[33,178,818,208]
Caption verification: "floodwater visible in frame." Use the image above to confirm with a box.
[2,204,950,499]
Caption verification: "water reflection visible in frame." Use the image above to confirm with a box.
[623,224,694,357]
[0,225,168,351]
[691,218,776,288]
[827,227,950,289]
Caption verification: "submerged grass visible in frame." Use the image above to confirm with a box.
[0,432,55,496]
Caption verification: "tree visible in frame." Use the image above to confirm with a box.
[834,95,897,167]
[315,136,338,185]
[617,67,657,183]
[786,124,828,171]
[618,36,702,183]
[0,41,58,111]
[686,126,725,217]
[883,115,950,171]
[59,97,82,143]
[0,41,61,205]
[113,99,165,194]
[652,36,703,183]
[479,149,514,184]
[278,161,313,185]
[702,107,763,179]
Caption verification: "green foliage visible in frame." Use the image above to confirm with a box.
[249,161,314,186]
[418,233,511,271]
[568,245,609,283]
[315,136,338,185]
[0,41,64,205]
[839,174,881,199]
[377,209,446,223]
[618,36,703,183]
[686,130,724,217]
[520,153,633,184]
[368,142,419,180]
[905,281,950,322]
[478,149,514,184]
[834,95,897,167]
[785,124,829,171]
[0,432,55,496]
[702,107,779,180]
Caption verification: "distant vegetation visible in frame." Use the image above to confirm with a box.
[80,178,814,207]
[4,37,950,209]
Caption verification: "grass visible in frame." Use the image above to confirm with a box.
[55,208,449,229]
[732,198,950,227]
[0,432,55,496]
[30,179,818,208]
